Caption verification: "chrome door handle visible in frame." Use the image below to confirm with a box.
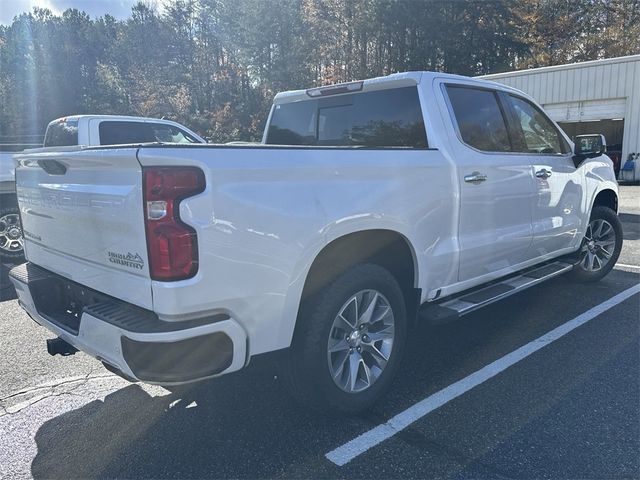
[464,172,487,184]
[536,169,552,179]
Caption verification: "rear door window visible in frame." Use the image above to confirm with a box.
[99,122,155,145]
[266,86,428,148]
[98,121,199,145]
[44,119,79,147]
[445,85,512,152]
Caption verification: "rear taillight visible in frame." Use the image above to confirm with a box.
[143,167,205,281]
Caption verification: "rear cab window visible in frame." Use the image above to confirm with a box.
[266,86,428,148]
[98,121,200,145]
[44,119,79,147]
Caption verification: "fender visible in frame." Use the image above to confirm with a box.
[581,154,619,230]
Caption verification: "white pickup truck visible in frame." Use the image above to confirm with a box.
[9,72,622,413]
[42,115,205,147]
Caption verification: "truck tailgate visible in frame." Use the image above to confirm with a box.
[15,148,153,309]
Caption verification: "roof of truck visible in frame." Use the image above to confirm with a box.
[273,71,521,104]
[47,115,188,124]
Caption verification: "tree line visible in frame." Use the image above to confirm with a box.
[1,0,638,142]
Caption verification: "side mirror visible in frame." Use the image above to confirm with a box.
[574,134,606,156]
[573,134,606,167]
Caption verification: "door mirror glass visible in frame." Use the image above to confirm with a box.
[574,134,606,156]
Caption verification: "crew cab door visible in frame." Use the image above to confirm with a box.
[501,94,585,256]
[442,83,537,282]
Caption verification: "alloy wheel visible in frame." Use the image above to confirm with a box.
[579,218,616,272]
[327,289,395,393]
[0,213,23,255]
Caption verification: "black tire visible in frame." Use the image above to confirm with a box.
[568,206,622,283]
[0,199,25,263]
[281,263,407,415]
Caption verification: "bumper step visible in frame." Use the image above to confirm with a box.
[9,262,247,384]
[10,262,229,334]
[420,261,573,324]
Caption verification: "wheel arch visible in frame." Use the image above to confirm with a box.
[305,228,417,290]
[591,188,618,213]
[290,229,421,342]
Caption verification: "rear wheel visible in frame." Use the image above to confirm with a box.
[282,263,407,414]
[569,206,622,283]
[0,201,24,263]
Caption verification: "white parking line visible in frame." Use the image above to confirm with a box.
[325,284,640,466]
[616,262,640,270]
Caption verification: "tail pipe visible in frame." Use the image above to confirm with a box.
[46,337,78,356]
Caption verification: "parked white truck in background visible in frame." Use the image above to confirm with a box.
[9,72,622,413]
[42,115,205,147]
[0,115,204,262]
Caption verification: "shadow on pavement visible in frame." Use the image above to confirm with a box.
[30,358,346,479]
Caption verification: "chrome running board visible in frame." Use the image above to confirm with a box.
[420,261,574,324]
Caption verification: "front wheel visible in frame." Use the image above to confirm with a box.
[569,206,622,283]
[282,263,407,414]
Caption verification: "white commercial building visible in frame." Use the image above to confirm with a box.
[482,54,640,181]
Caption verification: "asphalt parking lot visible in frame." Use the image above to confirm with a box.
[0,187,638,479]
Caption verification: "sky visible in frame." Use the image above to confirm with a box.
[0,0,164,25]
